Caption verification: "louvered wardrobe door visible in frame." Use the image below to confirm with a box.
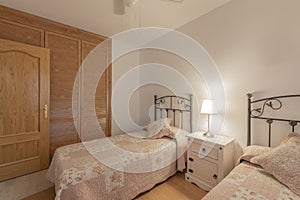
[0,39,50,181]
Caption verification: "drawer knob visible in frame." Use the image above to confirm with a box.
[189,169,194,173]
[189,157,194,162]
[213,174,218,179]
[202,148,206,153]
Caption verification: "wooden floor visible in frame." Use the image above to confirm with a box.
[22,172,207,200]
[136,172,207,200]
[22,187,55,200]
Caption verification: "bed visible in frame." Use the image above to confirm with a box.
[46,95,192,200]
[203,94,300,199]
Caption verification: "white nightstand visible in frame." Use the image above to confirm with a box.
[185,131,235,191]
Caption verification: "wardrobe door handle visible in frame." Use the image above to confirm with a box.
[189,169,194,173]
[43,105,48,119]
[189,157,194,162]
[213,174,218,179]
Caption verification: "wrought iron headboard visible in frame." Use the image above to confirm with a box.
[154,94,193,132]
[247,93,300,146]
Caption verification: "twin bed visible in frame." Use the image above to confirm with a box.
[46,95,192,199]
[203,94,300,199]
[46,132,187,199]
[47,94,300,199]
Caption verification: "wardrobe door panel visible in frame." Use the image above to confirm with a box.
[0,19,44,47]
[49,121,78,158]
[81,40,111,138]
[45,32,80,157]
[50,99,75,119]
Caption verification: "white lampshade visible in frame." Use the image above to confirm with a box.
[200,99,214,114]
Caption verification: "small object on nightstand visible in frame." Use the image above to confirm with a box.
[185,131,235,191]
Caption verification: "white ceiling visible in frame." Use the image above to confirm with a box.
[0,0,230,37]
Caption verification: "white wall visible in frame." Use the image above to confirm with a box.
[112,48,209,134]
[177,0,300,151]
[138,49,210,132]
[112,50,140,134]
[130,84,174,127]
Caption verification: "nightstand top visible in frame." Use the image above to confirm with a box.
[187,131,235,146]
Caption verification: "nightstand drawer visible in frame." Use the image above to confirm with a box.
[189,141,218,160]
[188,153,218,187]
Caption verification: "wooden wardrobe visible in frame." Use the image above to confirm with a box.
[0,5,112,170]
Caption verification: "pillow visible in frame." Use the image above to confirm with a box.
[288,132,300,137]
[236,145,272,165]
[170,126,189,137]
[149,126,174,139]
[280,132,300,144]
[149,126,189,139]
[250,136,300,196]
[146,118,172,138]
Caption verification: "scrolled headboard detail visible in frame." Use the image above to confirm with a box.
[154,94,193,132]
[247,93,300,147]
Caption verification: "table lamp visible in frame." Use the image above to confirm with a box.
[201,99,214,137]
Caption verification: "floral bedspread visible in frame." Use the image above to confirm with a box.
[46,132,187,200]
[203,162,300,200]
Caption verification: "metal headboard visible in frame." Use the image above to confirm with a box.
[247,93,300,146]
[154,94,193,132]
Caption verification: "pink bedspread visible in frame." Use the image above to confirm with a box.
[46,133,187,200]
[203,162,300,200]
